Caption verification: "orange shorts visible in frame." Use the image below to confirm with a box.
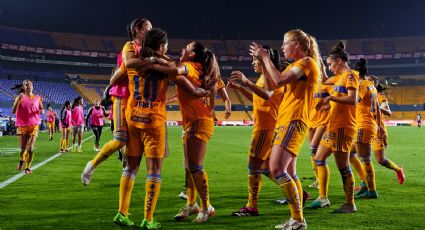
[249,129,274,160]
[320,127,356,153]
[273,120,308,156]
[127,123,166,158]
[112,96,128,142]
[47,122,55,130]
[355,127,377,144]
[183,119,214,144]
[16,125,39,136]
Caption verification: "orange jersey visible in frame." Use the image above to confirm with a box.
[310,84,331,128]
[328,69,359,131]
[276,56,320,126]
[123,42,169,128]
[176,61,213,125]
[253,75,284,130]
[356,79,378,129]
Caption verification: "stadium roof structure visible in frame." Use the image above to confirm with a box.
[1,0,425,40]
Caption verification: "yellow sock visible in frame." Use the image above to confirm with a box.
[185,168,197,205]
[60,137,65,150]
[25,151,34,169]
[247,173,262,208]
[362,161,376,191]
[316,160,330,198]
[119,176,135,216]
[279,180,303,222]
[339,167,355,205]
[381,159,401,172]
[292,175,303,209]
[191,169,210,209]
[65,138,69,150]
[310,150,318,179]
[350,153,366,182]
[144,177,161,221]
[19,149,27,161]
[91,140,125,167]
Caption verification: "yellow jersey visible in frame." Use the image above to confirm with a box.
[176,61,213,125]
[328,69,359,131]
[253,74,284,130]
[310,84,331,128]
[356,79,378,129]
[276,56,320,126]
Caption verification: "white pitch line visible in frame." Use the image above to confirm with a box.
[0,134,96,189]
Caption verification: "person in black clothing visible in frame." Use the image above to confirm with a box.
[85,99,109,151]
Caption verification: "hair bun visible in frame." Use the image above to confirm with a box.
[335,40,346,50]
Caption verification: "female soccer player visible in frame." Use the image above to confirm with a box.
[173,41,221,223]
[71,96,84,152]
[367,75,405,184]
[114,28,210,229]
[59,100,72,153]
[46,104,57,141]
[82,17,153,186]
[308,41,359,213]
[227,47,284,216]
[85,99,108,152]
[250,29,321,229]
[12,79,44,174]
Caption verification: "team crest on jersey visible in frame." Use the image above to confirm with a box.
[131,115,152,124]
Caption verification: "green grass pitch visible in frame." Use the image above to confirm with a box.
[0,126,424,229]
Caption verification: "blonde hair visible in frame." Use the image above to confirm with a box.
[285,29,321,67]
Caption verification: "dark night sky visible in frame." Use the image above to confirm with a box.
[1,0,425,40]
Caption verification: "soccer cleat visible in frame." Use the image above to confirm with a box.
[354,182,367,195]
[72,146,76,152]
[113,212,134,226]
[24,168,32,174]
[49,136,53,141]
[17,161,24,171]
[274,198,288,204]
[140,218,161,229]
[355,190,378,199]
[178,191,188,200]
[60,149,64,153]
[308,180,319,189]
[333,203,357,213]
[306,197,330,209]
[78,146,82,152]
[396,168,405,184]
[81,161,95,186]
[231,206,259,216]
[193,206,215,223]
[275,217,307,230]
[174,203,200,221]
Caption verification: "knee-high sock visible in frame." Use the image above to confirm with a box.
[361,156,376,191]
[380,159,401,172]
[19,149,27,161]
[275,173,303,222]
[91,139,125,167]
[310,148,318,179]
[144,174,161,221]
[25,150,34,169]
[247,169,263,208]
[190,166,210,210]
[185,168,197,205]
[65,138,69,150]
[339,167,355,205]
[292,175,303,208]
[315,159,330,198]
[350,152,366,183]
[118,169,136,216]
[60,137,65,150]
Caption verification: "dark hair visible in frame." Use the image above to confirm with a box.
[47,103,51,109]
[127,17,149,40]
[61,100,70,111]
[141,28,168,58]
[11,84,24,94]
[262,45,281,71]
[191,42,219,90]
[329,40,349,62]
[354,58,368,77]
[72,96,82,109]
